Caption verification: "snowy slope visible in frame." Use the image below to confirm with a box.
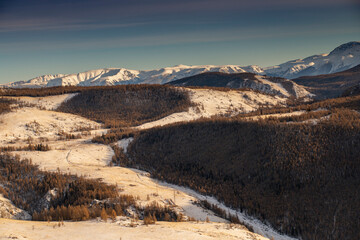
[5,74,66,88]
[136,65,255,85]
[265,41,360,79]
[2,41,359,88]
[136,88,287,129]
[0,194,31,220]
[169,72,312,98]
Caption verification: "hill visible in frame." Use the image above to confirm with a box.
[126,105,360,240]
[168,72,311,98]
[293,64,360,99]
[342,83,360,97]
[57,85,192,128]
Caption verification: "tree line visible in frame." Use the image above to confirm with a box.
[0,98,14,115]
[237,93,360,119]
[0,143,50,152]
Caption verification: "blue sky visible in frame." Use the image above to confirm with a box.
[0,0,359,84]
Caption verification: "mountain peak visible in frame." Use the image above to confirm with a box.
[173,64,190,68]
[329,41,360,55]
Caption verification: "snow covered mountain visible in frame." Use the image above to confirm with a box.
[2,41,359,88]
[265,41,360,79]
[4,65,263,88]
[6,74,67,88]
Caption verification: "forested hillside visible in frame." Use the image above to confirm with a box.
[0,153,116,219]
[0,86,82,97]
[342,84,360,97]
[54,85,192,127]
[0,98,13,115]
[237,93,360,119]
[126,111,360,240]
[293,64,360,99]
[0,85,192,128]
[0,154,181,222]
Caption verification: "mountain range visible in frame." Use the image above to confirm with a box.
[2,41,359,95]
[265,41,360,79]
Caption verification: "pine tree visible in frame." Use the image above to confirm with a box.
[164,213,170,221]
[81,206,90,220]
[32,211,39,221]
[100,208,108,222]
[111,209,117,222]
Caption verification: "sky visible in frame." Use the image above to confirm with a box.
[0,0,359,84]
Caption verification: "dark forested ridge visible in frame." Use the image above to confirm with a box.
[293,64,360,99]
[56,85,191,128]
[0,98,14,115]
[168,72,259,87]
[126,112,360,240]
[0,85,192,127]
[0,86,83,97]
[342,83,360,97]
[167,72,299,97]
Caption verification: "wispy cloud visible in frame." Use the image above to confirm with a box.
[0,19,151,32]
[1,23,358,53]
[0,0,358,33]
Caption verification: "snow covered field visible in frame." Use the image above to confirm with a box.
[0,218,267,240]
[8,93,78,110]
[0,91,297,240]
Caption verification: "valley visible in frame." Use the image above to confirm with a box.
[0,87,296,240]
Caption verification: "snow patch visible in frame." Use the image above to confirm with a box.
[0,194,31,220]
[8,93,78,110]
[116,137,134,153]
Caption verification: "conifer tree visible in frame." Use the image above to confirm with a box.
[111,209,117,222]
[101,208,108,222]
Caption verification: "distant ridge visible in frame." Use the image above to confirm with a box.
[342,83,360,97]
[2,65,261,88]
[265,41,360,79]
[2,41,359,89]
[168,72,311,98]
[293,64,360,99]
